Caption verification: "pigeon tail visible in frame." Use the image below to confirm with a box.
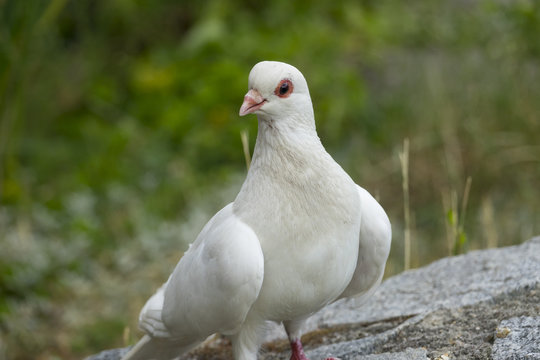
[120,335,199,360]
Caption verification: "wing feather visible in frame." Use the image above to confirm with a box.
[127,203,264,359]
[338,186,391,300]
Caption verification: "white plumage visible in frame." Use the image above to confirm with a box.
[121,61,391,360]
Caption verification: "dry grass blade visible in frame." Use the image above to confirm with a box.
[240,129,251,170]
[399,138,411,270]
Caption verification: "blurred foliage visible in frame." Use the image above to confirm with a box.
[0,0,539,359]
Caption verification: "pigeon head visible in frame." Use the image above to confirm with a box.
[239,61,314,129]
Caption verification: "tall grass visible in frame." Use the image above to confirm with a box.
[240,129,251,170]
[442,176,472,256]
[399,138,411,270]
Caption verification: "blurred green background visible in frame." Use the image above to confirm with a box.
[1,0,539,359]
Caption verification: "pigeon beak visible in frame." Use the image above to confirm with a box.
[239,89,266,116]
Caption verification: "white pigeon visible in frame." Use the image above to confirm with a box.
[121,61,391,360]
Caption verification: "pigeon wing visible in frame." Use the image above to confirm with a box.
[338,185,391,301]
[123,203,264,360]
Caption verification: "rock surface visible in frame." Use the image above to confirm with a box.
[492,316,540,360]
[87,237,540,360]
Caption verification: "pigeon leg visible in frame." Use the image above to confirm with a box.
[285,320,340,360]
[285,319,307,360]
[289,338,340,360]
[289,338,308,360]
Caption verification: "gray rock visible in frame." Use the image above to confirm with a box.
[357,348,428,360]
[304,315,427,360]
[308,347,428,360]
[86,237,540,360]
[356,348,429,360]
[492,316,540,360]
[374,285,539,359]
[295,236,540,335]
[86,348,130,360]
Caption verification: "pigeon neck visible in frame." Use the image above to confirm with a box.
[246,114,327,178]
[255,114,321,150]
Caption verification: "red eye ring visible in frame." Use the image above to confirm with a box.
[274,79,294,98]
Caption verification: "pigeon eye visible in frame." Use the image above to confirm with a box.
[275,79,293,98]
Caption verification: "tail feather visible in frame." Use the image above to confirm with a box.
[120,335,199,360]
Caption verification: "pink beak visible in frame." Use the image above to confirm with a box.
[239,89,266,116]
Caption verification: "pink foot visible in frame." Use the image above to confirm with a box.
[290,339,341,360]
[290,338,309,360]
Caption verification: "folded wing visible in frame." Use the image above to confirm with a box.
[339,186,391,301]
[122,203,264,360]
